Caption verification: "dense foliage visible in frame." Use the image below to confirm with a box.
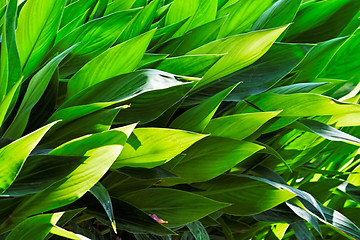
[0,0,360,239]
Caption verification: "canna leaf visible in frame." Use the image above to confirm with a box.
[4,44,78,139]
[9,124,136,221]
[53,8,142,77]
[188,25,289,89]
[252,0,302,31]
[165,0,217,37]
[204,111,281,140]
[161,137,264,184]
[119,188,229,228]
[89,182,117,233]
[60,0,97,28]
[0,122,57,195]
[217,0,272,38]
[193,174,296,216]
[2,155,84,197]
[170,85,236,132]
[113,128,206,169]
[0,0,22,100]
[66,30,155,98]
[5,212,64,240]
[16,0,66,77]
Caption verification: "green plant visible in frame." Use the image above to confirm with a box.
[0,0,360,239]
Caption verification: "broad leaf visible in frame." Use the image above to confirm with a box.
[16,0,66,77]
[0,0,21,100]
[185,43,311,104]
[61,0,97,28]
[5,212,63,240]
[53,8,141,77]
[0,122,56,195]
[188,25,289,89]
[187,221,210,240]
[2,155,83,197]
[246,92,360,117]
[113,128,206,169]
[118,0,161,42]
[161,137,264,184]
[9,124,135,220]
[165,0,217,37]
[252,0,302,31]
[204,111,281,140]
[217,0,272,38]
[4,45,77,139]
[295,119,360,146]
[120,188,229,227]
[284,0,360,43]
[89,182,116,233]
[155,54,223,77]
[170,85,236,132]
[193,174,296,216]
[67,30,155,97]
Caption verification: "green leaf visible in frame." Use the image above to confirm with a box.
[42,106,126,147]
[155,54,223,77]
[61,70,194,125]
[9,124,135,220]
[16,0,66,77]
[241,175,326,220]
[348,165,360,186]
[268,83,329,95]
[204,111,281,141]
[321,32,360,81]
[112,128,206,169]
[104,0,136,15]
[0,80,21,127]
[56,10,89,43]
[291,221,315,240]
[170,85,236,132]
[161,137,264,184]
[148,18,189,51]
[306,202,360,240]
[246,92,360,117]
[4,44,77,139]
[89,182,117,233]
[217,0,272,38]
[252,0,302,31]
[118,166,178,180]
[120,188,229,227]
[294,119,360,146]
[193,174,296,216]
[0,0,22,100]
[185,43,311,104]
[5,212,63,240]
[66,29,155,98]
[0,122,57,195]
[78,197,175,235]
[2,155,83,197]
[53,8,142,77]
[118,0,161,42]
[137,53,169,69]
[92,0,109,19]
[188,25,289,89]
[158,16,228,56]
[165,0,217,37]
[187,221,210,240]
[47,102,124,127]
[283,0,360,43]
[49,226,91,240]
[294,37,348,82]
[61,0,97,28]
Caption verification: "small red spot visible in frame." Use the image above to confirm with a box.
[149,214,168,224]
